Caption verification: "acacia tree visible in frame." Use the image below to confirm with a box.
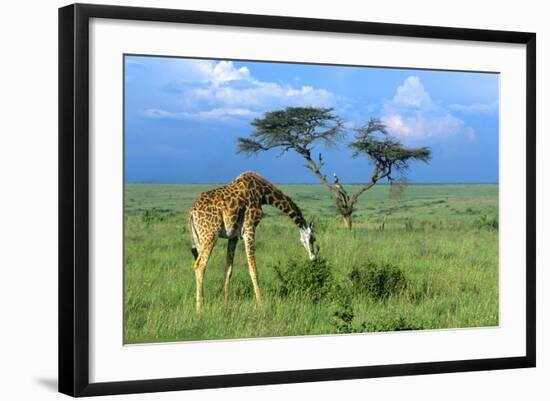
[338,118,432,228]
[236,107,431,229]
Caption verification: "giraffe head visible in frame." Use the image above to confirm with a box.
[299,222,318,261]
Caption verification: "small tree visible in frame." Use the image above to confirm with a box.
[335,118,432,228]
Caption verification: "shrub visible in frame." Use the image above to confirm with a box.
[141,208,165,226]
[333,301,357,334]
[349,261,407,301]
[474,215,498,231]
[362,314,424,332]
[272,257,333,303]
[331,287,423,333]
[331,286,366,334]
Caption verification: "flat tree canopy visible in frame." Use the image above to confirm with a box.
[349,118,431,183]
[237,107,344,158]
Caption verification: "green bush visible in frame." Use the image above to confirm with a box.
[349,261,407,301]
[272,257,333,303]
[362,314,424,332]
[333,302,356,334]
[331,287,423,333]
[331,287,360,334]
[474,215,498,231]
[141,208,165,225]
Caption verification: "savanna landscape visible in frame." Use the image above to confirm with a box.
[124,183,498,343]
[124,55,499,344]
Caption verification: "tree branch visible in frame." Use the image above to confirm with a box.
[349,166,391,206]
[304,155,335,193]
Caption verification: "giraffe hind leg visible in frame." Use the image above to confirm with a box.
[194,235,217,312]
[223,237,238,302]
[243,232,262,305]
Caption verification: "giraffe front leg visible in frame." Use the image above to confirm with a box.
[193,236,217,312]
[224,237,238,302]
[243,229,262,305]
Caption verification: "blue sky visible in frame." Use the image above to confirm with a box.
[124,55,499,184]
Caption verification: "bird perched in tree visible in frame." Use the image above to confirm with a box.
[333,173,348,202]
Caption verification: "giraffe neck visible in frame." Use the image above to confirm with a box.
[261,184,307,229]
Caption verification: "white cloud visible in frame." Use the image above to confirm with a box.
[392,76,433,109]
[193,60,251,87]
[448,101,498,115]
[189,82,333,109]
[382,113,469,140]
[382,76,475,142]
[146,60,335,123]
[143,107,259,122]
[382,115,412,137]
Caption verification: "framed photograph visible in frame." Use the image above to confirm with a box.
[58,3,536,397]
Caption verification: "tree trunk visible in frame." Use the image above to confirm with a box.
[342,214,352,230]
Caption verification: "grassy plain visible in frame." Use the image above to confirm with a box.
[124,183,498,344]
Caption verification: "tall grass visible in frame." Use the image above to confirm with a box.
[124,184,498,343]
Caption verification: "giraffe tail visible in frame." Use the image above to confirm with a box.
[188,212,199,261]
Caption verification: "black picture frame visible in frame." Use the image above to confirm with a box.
[58,3,536,397]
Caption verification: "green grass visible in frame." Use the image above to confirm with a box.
[124,183,498,343]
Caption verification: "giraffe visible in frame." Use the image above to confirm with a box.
[188,171,318,311]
